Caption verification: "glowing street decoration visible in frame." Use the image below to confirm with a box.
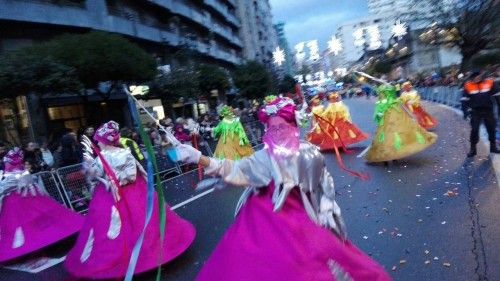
[353,28,365,47]
[295,42,306,63]
[366,25,382,50]
[307,40,320,61]
[392,20,408,39]
[327,36,342,55]
[273,47,286,66]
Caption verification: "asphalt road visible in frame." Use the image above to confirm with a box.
[1,97,499,281]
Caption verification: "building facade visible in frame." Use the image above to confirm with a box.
[0,0,244,145]
[236,0,278,67]
[333,14,396,68]
[367,0,411,16]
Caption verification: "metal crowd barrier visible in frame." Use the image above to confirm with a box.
[33,171,69,207]
[417,86,462,109]
[55,163,92,213]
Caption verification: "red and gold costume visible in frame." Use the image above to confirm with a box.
[400,82,437,130]
[308,93,368,151]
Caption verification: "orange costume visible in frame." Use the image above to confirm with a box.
[308,93,369,151]
[400,82,437,130]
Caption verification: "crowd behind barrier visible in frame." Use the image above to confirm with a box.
[28,120,264,213]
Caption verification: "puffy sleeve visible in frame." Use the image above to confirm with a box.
[317,167,346,238]
[204,149,272,188]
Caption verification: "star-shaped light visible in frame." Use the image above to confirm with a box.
[327,36,342,55]
[273,47,286,66]
[392,20,408,39]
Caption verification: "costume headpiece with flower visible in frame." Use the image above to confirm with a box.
[219,105,235,119]
[258,96,298,126]
[3,147,24,172]
[94,120,120,146]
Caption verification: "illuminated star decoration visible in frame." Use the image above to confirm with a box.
[327,36,342,55]
[273,47,286,66]
[392,20,408,40]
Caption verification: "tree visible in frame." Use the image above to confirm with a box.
[233,61,274,99]
[196,63,230,97]
[149,66,199,103]
[409,0,499,68]
[0,48,82,98]
[46,32,157,93]
[278,75,297,94]
[0,31,157,99]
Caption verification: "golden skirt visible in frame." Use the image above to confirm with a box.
[214,136,254,160]
[365,106,437,162]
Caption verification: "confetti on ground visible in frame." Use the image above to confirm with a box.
[425,250,430,255]
[391,266,397,271]
[399,260,407,264]
[441,221,447,225]
[443,262,451,267]
[363,236,369,240]
[434,257,439,261]
[425,260,431,265]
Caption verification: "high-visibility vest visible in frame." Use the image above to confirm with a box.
[463,79,495,109]
[464,79,494,95]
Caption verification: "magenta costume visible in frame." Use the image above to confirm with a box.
[0,148,83,263]
[196,97,391,281]
[64,121,195,279]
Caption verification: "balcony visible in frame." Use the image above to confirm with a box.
[0,0,239,64]
[204,0,240,27]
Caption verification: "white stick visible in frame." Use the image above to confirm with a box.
[357,145,371,158]
[170,188,215,210]
[354,71,391,85]
[123,85,180,146]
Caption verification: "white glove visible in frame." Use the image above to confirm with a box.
[176,144,202,164]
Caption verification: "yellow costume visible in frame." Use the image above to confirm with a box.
[400,83,438,129]
[365,86,437,162]
[213,106,254,160]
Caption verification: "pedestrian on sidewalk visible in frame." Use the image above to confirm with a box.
[463,70,500,157]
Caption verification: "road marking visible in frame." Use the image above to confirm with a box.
[170,188,215,210]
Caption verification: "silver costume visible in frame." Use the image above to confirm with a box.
[204,141,347,238]
[87,147,145,188]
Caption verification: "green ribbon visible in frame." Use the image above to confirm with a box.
[127,96,166,281]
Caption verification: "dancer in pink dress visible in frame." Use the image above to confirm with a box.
[0,148,83,263]
[177,96,392,281]
[64,121,195,279]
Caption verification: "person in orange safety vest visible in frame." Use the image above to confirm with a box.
[463,70,499,157]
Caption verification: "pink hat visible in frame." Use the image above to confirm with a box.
[3,147,24,172]
[94,120,120,146]
[257,96,297,125]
